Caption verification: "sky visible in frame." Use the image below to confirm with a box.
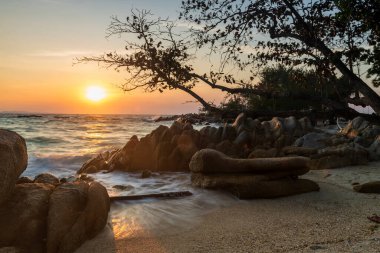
[0,0,225,114]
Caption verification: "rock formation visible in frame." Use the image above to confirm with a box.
[78,113,314,174]
[0,130,110,253]
[189,149,319,199]
[0,129,28,205]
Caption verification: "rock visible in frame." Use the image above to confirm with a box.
[141,170,152,178]
[191,167,310,188]
[248,148,278,158]
[16,176,33,184]
[77,152,111,174]
[234,131,251,146]
[298,117,313,133]
[77,174,94,182]
[0,130,28,205]
[112,185,134,191]
[340,116,369,138]
[368,135,380,161]
[353,181,380,193]
[107,135,139,172]
[47,181,110,253]
[309,143,368,170]
[215,140,241,157]
[232,113,246,129]
[47,182,88,253]
[129,135,154,171]
[190,149,310,174]
[281,146,318,157]
[34,173,60,185]
[229,178,319,199]
[191,173,318,199]
[294,132,332,149]
[0,183,55,253]
[221,124,236,141]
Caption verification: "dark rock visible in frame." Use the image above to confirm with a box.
[229,178,319,199]
[0,130,28,205]
[34,173,60,185]
[141,170,152,178]
[0,183,55,253]
[248,148,278,158]
[191,173,318,199]
[281,146,318,157]
[340,116,369,138]
[47,181,110,253]
[234,131,251,146]
[368,136,380,161]
[294,132,332,149]
[112,184,134,191]
[309,143,368,170]
[16,177,33,184]
[77,174,94,182]
[190,149,310,174]
[353,181,380,193]
[221,124,236,141]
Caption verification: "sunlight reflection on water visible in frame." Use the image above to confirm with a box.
[110,190,238,239]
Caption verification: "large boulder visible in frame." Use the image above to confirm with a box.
[189,149,318,198]
[34,173,60,185]
[0,130,28,205]
[190,149,310,174]
[293,132,332,149]
[46,181,110,253]
[309,143,368,170]
[0,183,54,253]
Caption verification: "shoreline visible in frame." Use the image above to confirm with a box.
[77,162,380,253]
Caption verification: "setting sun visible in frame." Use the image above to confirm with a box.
[86,86,106,102]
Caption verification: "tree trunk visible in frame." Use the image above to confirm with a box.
[282,0,380,115]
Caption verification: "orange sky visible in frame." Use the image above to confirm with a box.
[1,0,378,115]
[0,0,225,115]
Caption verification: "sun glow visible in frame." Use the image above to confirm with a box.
[85,86,106,102]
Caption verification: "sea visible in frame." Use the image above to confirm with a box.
[0,113,237,239]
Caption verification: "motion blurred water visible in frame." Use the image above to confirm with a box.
[0,113,236,238]
[0,114,173,178]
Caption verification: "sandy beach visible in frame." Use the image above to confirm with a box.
[76,162,380,253]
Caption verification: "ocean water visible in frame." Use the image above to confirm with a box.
[0,113,236,238]
[0,114,173,179]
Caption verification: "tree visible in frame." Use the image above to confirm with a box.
[180,0,380,113]
[78,10,309,113]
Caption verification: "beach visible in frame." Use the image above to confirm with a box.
[77,162,380,253]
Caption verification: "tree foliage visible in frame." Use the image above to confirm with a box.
[78,1,380,115]
[249,65,354,110]
[180,0,380,113]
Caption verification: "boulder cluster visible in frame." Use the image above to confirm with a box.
[288,116,380,170]
[189,149,319,199]
[0,130,110,253]
[78,114,314,174]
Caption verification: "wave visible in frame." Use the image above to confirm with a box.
[27,136,66,144]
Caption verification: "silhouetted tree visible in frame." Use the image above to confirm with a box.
[180,0,380,113]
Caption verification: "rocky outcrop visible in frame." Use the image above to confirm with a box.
[78,114,315,174]
[0,179,110,253]
[0,130,28,205]
[0,183,54,253]
[339,116,380,161]
[189,149,319,199]
[0,130,110,253]
[47,181,110,253]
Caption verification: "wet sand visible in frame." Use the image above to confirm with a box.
[76,162,380,253]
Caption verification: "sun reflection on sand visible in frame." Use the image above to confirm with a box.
[111,216,144,239]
